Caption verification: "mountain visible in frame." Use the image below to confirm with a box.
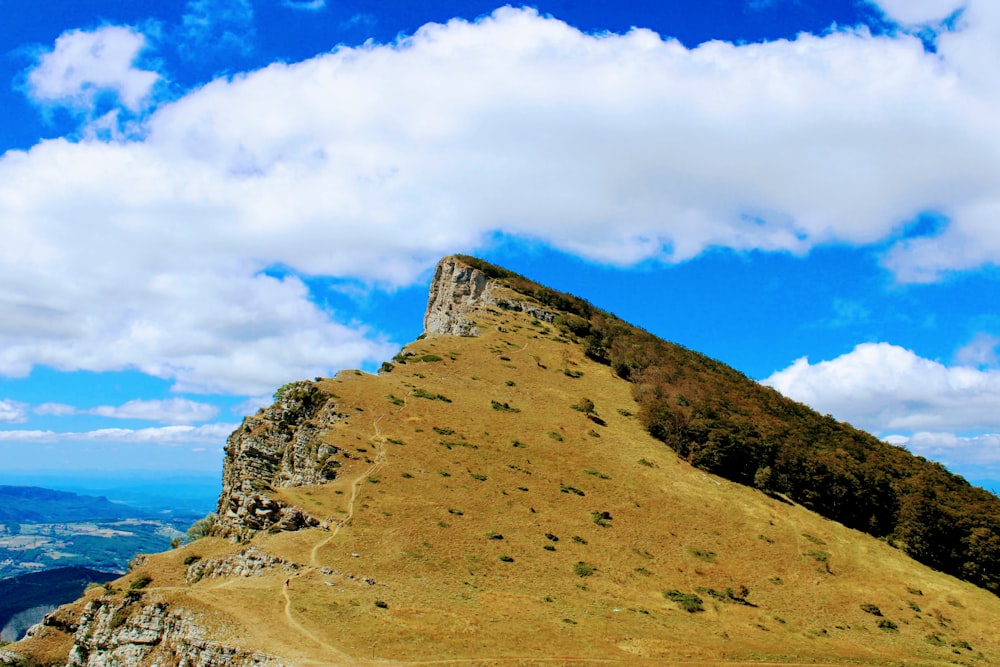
[0,487,143,524]
[0,485,196,581]
[5,255,1000,666]
[0,567,116,643]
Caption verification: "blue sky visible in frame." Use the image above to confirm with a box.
[1,0,999,493]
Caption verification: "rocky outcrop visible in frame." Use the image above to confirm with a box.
[57,596,282,667]
[423,256,494,336]
[186,547,296,584]
[424,256,555,337]
[217,381,346,539]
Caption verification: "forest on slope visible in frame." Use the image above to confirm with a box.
[457,255,1000,596]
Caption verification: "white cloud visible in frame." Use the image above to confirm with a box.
[27,25,159,112]
[0,423,236,445]
[871,0,965,25]
[955,333,1000,367]
[0,400,27,424]
[763,342,1000,433]
[6,6,1000,395]
[886,432,1000,477]
[90,398,218,424]
[283,0,325,11]
[35,403,77,416]
[180,0,255,59]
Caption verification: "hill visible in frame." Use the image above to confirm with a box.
[0,487,142,524]
[6,255,1000,666]
[0,567,115,642]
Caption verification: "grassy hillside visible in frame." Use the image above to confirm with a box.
[456,255,1000,597]
[12,274,1000,666]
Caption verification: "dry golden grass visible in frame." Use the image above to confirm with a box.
[14,293,1000,665]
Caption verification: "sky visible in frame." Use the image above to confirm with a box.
[1,0,999,493]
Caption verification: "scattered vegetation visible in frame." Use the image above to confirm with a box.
[413,388,452,402]
[687,547,716,562]
[560,484,585,497]
[861,603,883,616]
[455,254,1000,597]
[491,400,521,412]
[573,561,596,577]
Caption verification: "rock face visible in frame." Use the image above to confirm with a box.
[216,381,347,539]
[186,547,296,584]
[54,596,282,667]
[424,256,556,337]
[423,256,494,336]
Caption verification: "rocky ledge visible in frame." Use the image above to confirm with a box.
[216,381,346,539]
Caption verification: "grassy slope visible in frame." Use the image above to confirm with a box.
[14,286,1000,666]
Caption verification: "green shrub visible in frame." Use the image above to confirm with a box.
[469,472,487,481]
[860,603,882,616]
[573,561,596,577]
[420,354,443,362]
[129,575,152,590]
[183,555,201,566]
[591,511,612,527]
[512,440,527,448]
[374,600,388,609]
[186,512,217,542]
[664,589,704,613]
[543,545,556,551]
[485,531,504,540]
[583,469,610,480]
[499,555,514,563]
[572,535,588,544]
[878,619,898,632]
[687,547,715,562]
[560,484,585,496]
[385,394,405,406]
[547,432,564,442]
[491,400,521,412]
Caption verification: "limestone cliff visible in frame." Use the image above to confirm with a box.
[423,256,555,337]
[56,596,281,667]
[215,381,346,539]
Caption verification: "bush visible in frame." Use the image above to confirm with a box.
[573,561,596,577]
[186,513,217,542]
[664,589,704,613]
[591,511,612,527]
[860,603,882,616]
[878,619,898,632]
[183,555,201,566]
[129,575,152,590]
[499,555,514,563]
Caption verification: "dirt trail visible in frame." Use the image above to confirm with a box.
[281,584,358,665]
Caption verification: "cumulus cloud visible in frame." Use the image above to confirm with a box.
[0,400,28,424]
[0,423,236,445]
[872,0,965,25]
[886,432,1000,477]
[955,333,1000,367]
[763,342,1000,433]
[35,398,217,423]
[27,25,160,111]
[6,6,1000,394]
[91,398,218,423]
